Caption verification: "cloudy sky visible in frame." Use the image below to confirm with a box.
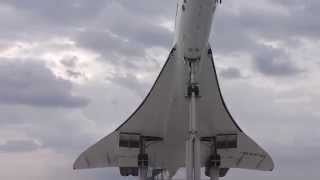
[0,0,320,179]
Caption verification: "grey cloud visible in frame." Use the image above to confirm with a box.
[0,1,106,45]
[0,0,108,26]
[0,41,11,52]
[0,59,89,107]
[119,0,175,19]
[0,81,144,155]
[0,3,67,42]
[60,56,87,79]
[0,104,97,154]
[60,56,78,68]
[271,0,320,35]
[220,67,242,79]
[0,139,40,153]
[219,81,320,180]
[0,0,173,49]
[76,27,171,71]
[254,46,302,76]
[29,119,95,154]
[257,1,320,40]
[66,70,85,79]
[106,74,150,98]
[1,0,320,55]
[225,143,320,180]
[74,2,173,62]
[212,9,257,54]
[212,0,320,55]
[77,30,146,59]
[0,0,173,64]
[105,8,173,48]
[0,0,175,27]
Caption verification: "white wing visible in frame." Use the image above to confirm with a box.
[197,45,274,171]
[74,45,274,175]
[74,47,182,171]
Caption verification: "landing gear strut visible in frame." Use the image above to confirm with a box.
[138,136,163,180]
[202,137,221,180]
[185,57,201,180]
[138,142,148,180]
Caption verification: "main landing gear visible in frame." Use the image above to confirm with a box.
[118,133,163,180]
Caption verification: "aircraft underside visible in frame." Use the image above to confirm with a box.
[73,45,274,179]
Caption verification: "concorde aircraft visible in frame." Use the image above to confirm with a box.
[73,0,274,180]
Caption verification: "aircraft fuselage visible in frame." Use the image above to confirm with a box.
[174,0,216,59]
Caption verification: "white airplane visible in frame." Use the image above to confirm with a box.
[73,0,274,180]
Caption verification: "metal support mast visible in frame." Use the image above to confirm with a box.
[186,59,201,180]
